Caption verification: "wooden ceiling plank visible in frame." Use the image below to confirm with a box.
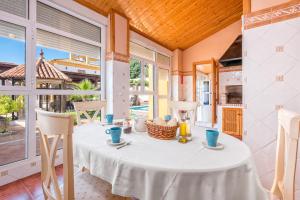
[75,0,242,50]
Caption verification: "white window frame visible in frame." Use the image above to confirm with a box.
[0,0,106,186]
[129,51,171,119]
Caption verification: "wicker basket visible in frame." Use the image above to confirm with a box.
[146,120,179,140]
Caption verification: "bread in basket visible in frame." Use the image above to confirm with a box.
[145,120,179,140]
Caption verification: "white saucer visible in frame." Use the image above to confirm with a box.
[202,141,224,150]
[107,138,126,146]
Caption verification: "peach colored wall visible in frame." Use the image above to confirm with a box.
[251,0,289,11]
[172,49,183,72]
[115,14,128,55]
[182,20,242,72]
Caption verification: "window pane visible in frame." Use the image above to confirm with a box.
[158,68,169,96]
[144,63,154,92]
[130,95,153,119]
[0,95,26,166]
[158,98,168,118]
[0,21,26,87]
[130,42,155,61]
[36,95,100,155]
[37,2,101,43]
[36,29,101,90]
[130,59,141,91]
[0,0,28,18]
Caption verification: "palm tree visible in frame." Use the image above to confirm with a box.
[70,79,97,102]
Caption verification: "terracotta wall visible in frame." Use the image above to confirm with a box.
[114,14,128,56]
[251,0,289,11]
[182,20,241,73]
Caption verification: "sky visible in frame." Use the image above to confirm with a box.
[0,37,68,64]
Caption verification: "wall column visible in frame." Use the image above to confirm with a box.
[106,10,130,119]
[171,49,183,101]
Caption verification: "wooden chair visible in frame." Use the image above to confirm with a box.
[169,101,198,125]
[270,109,300,200]
[73,100,106,125]
[36,109,128,200]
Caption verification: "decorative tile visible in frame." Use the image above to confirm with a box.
[275,46,284,52]
[244,1,300,29]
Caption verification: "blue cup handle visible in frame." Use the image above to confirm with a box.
[105,129,111,134]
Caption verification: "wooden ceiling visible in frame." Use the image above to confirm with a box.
[75,0,242,50]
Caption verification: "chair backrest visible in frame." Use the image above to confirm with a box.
[73,100,106,125]
[36,109,74,200]
[271,109,300,200]
[169,101,198,125]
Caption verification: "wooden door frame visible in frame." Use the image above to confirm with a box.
[192,58,218,124]
[192,60,212,102]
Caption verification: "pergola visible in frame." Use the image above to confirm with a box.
[0,51,72,112]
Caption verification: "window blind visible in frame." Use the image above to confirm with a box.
[37,2,101,43]
[0,0,27,18]
[130,42,155,61]
[0,20,25,41]
[37,29,100,59]
[157,53,170,67]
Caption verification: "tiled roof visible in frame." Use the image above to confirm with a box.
[0,58,71,82]
[0,64,25,79]
[0,62,17,68]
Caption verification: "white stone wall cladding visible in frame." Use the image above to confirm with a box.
[243,17,300,198]
[172,75,181,101]
[183,76,193,101]
[106,60,130,119]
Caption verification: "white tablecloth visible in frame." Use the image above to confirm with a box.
[73,123,268,200]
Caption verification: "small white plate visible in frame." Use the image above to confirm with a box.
[202,141,224,150]
[100,122,112,126]
[107,138,126,146]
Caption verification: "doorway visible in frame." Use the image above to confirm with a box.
[192,58,218,127]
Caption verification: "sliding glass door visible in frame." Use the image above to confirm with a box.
[0,0,105,170]
[129,42,171,120]
[0,1,30,166]
[129,57,155,119]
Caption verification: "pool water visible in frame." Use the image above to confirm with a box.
[130,105,149,111]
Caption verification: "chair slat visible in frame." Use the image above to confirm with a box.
[73,101,106,125]
[271,109,300,200]
[36,109,74,200]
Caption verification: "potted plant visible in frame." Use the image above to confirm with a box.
[0,96,24,136]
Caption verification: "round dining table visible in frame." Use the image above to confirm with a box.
[73,123,268,200]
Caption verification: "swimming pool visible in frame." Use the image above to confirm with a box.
[130,105,149,111]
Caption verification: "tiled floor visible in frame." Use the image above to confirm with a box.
[0,166,130,200]
[0,165,64,200]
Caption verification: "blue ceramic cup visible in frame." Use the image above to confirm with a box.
[206,129,219,147]
[164,115,172,121]
[105,127,122,143]
[105,114,114,124]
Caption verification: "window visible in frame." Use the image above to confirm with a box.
[129,95,153,119]
[129,58,155,119]
[129,42,171,119]
[0,21,26,87]
[0,1,105,168]
[0,95,26,166]
[158,68,170,118]
[36,29,101,90]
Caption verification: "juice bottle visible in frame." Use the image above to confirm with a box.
[179,120,187,136]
